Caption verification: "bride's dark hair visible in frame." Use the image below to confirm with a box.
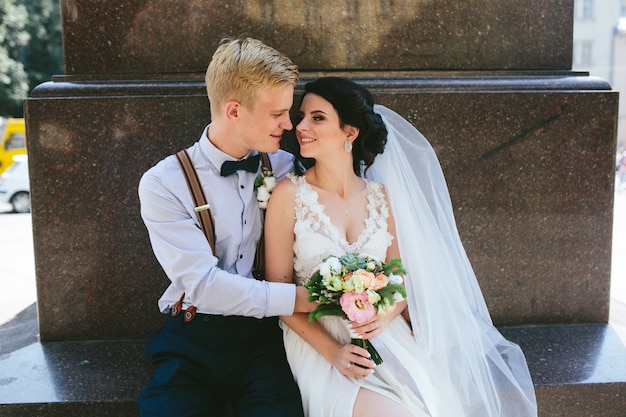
[301,77,387,176]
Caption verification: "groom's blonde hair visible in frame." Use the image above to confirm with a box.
[206,37,299,116]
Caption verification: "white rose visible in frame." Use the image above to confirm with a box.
[366,288,381,304]
[393,292,405,302]
[256,186,270,202]
[388,273,403,285]
[263,176,276,192]
[326,256,342,273]
[319,261,332,278]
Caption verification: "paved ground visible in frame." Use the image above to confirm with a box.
[0,208,36,323]
[1,186,625,349]
[0,208,38,353]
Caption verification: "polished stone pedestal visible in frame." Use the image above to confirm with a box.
[8,73,622,416]
[1,325,625,416]
[0,340,150,416]
[501,325,626,416]
[23,73,618,341]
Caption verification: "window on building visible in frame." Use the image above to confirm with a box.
[574,0,594,19]
[573,41,593,66]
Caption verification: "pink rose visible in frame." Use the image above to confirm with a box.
[340,292,376,323]
[372,273,389,290]
[352,269,376,289]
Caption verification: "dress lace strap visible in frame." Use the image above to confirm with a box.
[288,173,389,253]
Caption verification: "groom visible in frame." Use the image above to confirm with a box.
[137,37,313,417]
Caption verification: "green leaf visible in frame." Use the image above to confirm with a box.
[308,304,345,322]
[382,257,406,275]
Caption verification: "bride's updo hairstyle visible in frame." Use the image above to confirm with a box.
[301,77,387,176]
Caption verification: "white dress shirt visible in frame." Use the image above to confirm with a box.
[138,126,297,318]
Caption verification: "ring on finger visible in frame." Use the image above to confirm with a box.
[347,362,352,370]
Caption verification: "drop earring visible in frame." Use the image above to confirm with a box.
[344,140,353,153]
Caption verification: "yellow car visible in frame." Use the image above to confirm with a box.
[0,118,26,175]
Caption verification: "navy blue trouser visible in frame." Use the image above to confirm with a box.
[138,313,304,417]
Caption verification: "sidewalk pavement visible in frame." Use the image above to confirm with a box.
[0,210,38,353]
[0,210,36,325]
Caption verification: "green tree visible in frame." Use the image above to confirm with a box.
[0,0,30,117]
[17,0,62,91]
[0,0,62,117]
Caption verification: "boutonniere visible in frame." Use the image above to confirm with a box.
[254,166,276,209]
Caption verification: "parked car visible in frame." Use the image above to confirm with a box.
[0,154,30,213]
[0,117,27,175]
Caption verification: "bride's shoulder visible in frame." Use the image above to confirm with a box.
[364,178,386,193]
[281,172,308,188]
[274,174,299,193]
[266,175,298,213]
[364,179,391,205]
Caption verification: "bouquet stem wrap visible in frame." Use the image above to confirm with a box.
[352,338,383,365]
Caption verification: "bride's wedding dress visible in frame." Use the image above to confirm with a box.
[282,173,462,417]
[280,105,537,417]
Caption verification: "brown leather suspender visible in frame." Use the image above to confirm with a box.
[174,149,271,320]
[176,150,216,251]
[176,149,272,279]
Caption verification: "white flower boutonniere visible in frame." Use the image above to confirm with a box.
[255,166,276,209]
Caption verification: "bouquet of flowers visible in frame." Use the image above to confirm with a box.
[304,253,407,365]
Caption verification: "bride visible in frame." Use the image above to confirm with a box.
[264,77,537,417]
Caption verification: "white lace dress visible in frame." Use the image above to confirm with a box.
[282,174,463,417]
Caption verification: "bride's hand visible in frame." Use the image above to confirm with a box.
[331,343,375,378]
[350,313,394,340]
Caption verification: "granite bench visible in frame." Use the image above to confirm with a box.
[1,320,626,416]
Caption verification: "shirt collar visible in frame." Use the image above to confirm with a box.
[199,125,257,171]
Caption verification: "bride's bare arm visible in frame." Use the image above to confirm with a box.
[264,178,374,376]
[384,187,413,326]
[263,179,316,314]
[263,179,298,286]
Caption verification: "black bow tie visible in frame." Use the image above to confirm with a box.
[220,154,260,177]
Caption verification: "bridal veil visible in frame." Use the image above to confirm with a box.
[365,105,537,417]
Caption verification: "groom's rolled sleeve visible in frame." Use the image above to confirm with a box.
[139,164,299,319]
[266,281,297,317]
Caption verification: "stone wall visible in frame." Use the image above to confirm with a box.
[26,0,616,341]
[60,0,572,74]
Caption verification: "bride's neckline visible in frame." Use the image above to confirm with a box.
[298,175,378,251]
